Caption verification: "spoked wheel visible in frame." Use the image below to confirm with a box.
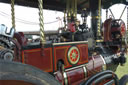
[119,75,128,85]
[0,60,61,85]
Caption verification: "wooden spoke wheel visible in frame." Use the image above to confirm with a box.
[0,60,61,85]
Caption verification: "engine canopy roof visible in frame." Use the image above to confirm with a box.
[0,0,127,11]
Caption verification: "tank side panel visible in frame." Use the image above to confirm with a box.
[22,48,53,72]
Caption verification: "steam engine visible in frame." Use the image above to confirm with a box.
[0,0,128,85]
[0,3,127,85]
[0,17,127,85]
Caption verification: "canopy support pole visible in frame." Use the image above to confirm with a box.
[11,0,16,29]
[106,9,108,19]
[127,6,128,30]
[97,0,102,38]
[38,0,45,54]
[90,0,102,41]
[66,0,77,23]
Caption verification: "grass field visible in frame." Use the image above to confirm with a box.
[115,55,128,79]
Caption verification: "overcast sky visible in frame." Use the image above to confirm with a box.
[0,3,127,32]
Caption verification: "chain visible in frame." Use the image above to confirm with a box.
[38,0,45,45]
[11,0,15,29]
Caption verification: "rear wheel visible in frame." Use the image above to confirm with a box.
[0,60,61,85]
[119,75,128,85]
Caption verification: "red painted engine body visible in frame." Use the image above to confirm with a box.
[103,18,126,42]
[20,42,88,73]
[55,55,105,85]
[12,18,127,85]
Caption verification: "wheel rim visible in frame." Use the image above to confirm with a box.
[0,80,36,85]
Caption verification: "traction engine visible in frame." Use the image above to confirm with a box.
[0,0,128,85]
